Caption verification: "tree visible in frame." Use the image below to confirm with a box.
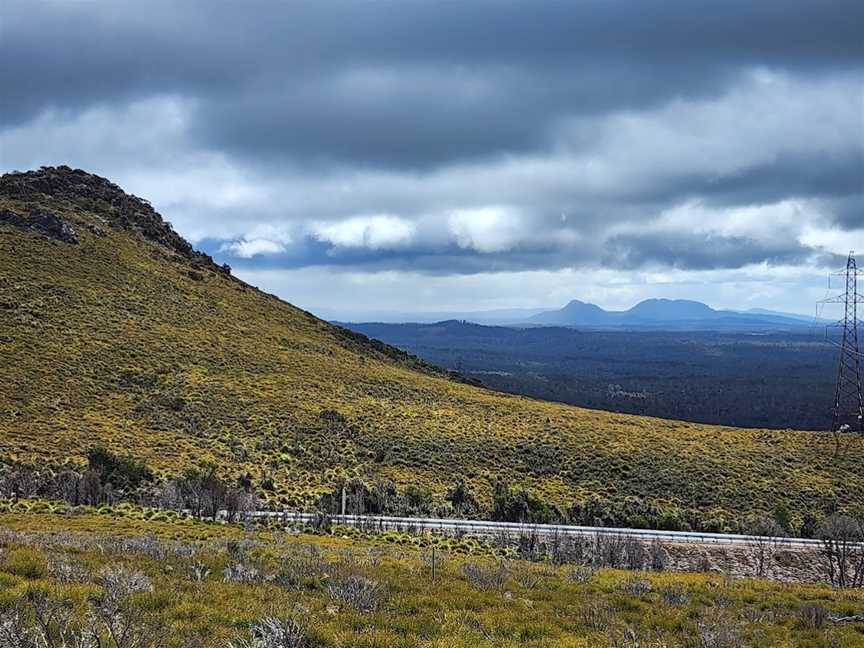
[491,481,559,524]
[744,515,786,578]
[87,447,153,491]
[820,515,864,588]
[446,480,480,518]
[177,464,226,519]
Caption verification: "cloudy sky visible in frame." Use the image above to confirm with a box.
[2,1,862,318]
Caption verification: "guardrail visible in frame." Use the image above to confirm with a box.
[249,511,831,548]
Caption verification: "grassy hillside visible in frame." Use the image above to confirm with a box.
[1,166,862,530]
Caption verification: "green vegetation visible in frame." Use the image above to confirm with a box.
[0,510,863,647]
[87,446,154,490]
[1,166,863,532]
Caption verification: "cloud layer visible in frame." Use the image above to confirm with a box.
[1,1,862,313]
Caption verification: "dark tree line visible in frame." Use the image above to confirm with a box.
[0,448,259,522]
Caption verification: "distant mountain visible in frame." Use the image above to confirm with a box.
[739,308,818,323]
[529,298,813,331]
[529,299,611,325]
[626,299,717,321]
[326,299,819,331]
[318,306,546,325]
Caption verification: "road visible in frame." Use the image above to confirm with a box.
[250,512,828,548]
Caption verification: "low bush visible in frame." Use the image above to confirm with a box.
[326,574,385,613]
[491,481,562,524]
[229,616,309,648]
[796,603,829,630]
[461,561,509,591]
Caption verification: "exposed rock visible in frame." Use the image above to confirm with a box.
[0,166,228,273]
[0,207,79,244]
[85,223,107,237]
[28,209,79,244]
[0,208,24,228]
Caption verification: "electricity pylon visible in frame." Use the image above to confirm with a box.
[824,252,864,432]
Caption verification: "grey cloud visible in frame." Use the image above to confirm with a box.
[822,195,864,230]
[2,1,862,170]
[206,225,841,275]
[604,232,841,271]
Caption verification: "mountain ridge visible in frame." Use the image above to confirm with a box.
[528,297,813,330]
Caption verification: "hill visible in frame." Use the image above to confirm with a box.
[529,299,611,325]
[626,298,717,321]
[1,166,861,531]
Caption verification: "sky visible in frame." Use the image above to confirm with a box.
[2,1,863,318]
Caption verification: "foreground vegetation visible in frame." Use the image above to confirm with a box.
[2,166,863,533]
[1,510,864,647]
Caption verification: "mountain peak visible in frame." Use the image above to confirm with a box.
[530,298,609,324]
[627,298,715,320]
[0,166,226,272]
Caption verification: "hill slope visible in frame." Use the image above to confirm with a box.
[1,167,861,529]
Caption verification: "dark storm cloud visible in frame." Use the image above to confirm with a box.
[680,150,864,208]
[604,232,842,271]
[827,195,864,230]
[2,0,862,169]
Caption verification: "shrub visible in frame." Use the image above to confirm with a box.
[446,480,480,518]
[567,566,595,584]
[97,566,153,599]
[491,482,560,524]
[87,447,153,490]
[661,583,689,606]
[403,484,434,516]
[0,591,87,648]
[578,600,612,632]
[513,567,542,590]
[47,553,89,583]
[695,615,744,648]
[121,535,167,561]
[461,561,509,591]
[223,563,262,584]
[796,603,828,630]
[3,549,47,580]
[229,616,308,648]
[326,574,384,613]
[275,546,329,592]
[819,514,864,588]
[620,577,651,598]
[187,561,211,583]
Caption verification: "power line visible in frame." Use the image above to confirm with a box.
[820,252,864,432]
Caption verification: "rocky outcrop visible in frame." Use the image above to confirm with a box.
[0,207,79,244]
[0,166,228,273]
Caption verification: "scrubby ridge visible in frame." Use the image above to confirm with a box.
[1,166,863,532]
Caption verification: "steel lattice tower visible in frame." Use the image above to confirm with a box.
[828,252,864,432]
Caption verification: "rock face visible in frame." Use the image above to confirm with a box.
[0,166,228,273]
[28,209,80,244]
[0,207,79,244]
